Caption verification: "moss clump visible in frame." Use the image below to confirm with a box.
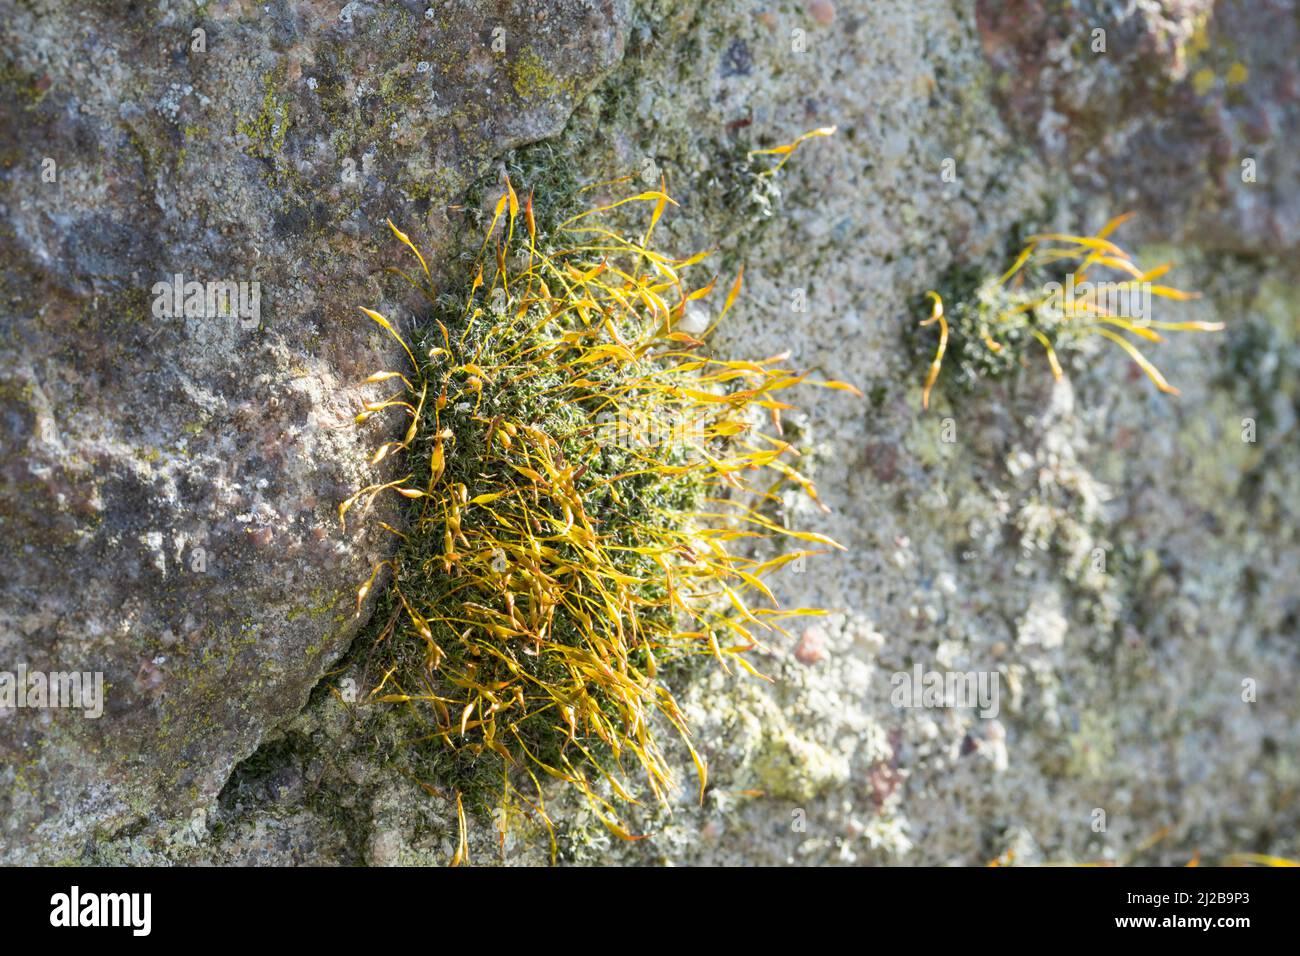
[344,167,856,859]
[913,215,1223,409]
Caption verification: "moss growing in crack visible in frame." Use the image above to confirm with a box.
[913,215,1223,409]
[343,163,857,860]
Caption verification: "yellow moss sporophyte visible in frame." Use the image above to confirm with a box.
[917,214,1222,409]
[343,132,855,861]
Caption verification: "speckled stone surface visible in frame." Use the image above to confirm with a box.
[0,0,626,863]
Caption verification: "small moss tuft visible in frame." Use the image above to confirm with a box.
[914,214,1223,408]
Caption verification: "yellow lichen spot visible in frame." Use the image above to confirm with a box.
[1226,62,1249,86]
[509,48,564,99]
[1192,67,1216,96]
[1186,15,1211,59]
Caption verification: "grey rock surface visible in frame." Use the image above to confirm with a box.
[3,0,1296,866]
[0,0,625,862]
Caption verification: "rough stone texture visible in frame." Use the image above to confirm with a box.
[0,0,625,862]
[976,0,1300,255]
[4,0,1297,866]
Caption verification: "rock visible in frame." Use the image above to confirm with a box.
[0,0,626,862]
[975,0,1300,255]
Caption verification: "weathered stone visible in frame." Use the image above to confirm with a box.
[0,0,626,862]
[976,0,1300,255]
